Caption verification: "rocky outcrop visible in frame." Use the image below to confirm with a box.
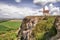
[17,16,45,40]
[17,16,60,40]
[50,16,60,40]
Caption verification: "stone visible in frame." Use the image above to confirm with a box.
[50,16,60,40]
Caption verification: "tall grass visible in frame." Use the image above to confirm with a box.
[0,20,21,40]
[32,16,57,40]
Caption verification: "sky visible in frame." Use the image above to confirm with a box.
[0,0,60,19]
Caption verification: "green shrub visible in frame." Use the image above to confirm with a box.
[32,16,57,40]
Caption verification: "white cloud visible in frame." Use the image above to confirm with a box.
[0,3,42,19]
[49,3,54,9]
[44,6,49,10]
[57,0,60,1]
[36,3,60,16]
[33,0,60,5]
[49,3,60,15]
[32,9,43,16]
[39,8,43,12]
[50,7,60,15]
[15,0,21,3]
[0,3,60,19]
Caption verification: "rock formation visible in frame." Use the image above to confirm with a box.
[17,16,45,40]
[17,16,60,40]
[50,16,60,40]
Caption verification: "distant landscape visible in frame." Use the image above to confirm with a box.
[0,16,57,40]
[0,20,22,40]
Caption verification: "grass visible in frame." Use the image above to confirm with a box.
[32,16,57,40]
[0,16,57,40]
[0,20,22,40]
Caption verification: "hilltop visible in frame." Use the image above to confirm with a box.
[18,16,57,40]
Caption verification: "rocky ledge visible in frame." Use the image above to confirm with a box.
[17,16,60,40]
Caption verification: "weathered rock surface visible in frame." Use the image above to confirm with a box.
[17,16,60,40]
[50,16,60,40]
[17,16,45,40]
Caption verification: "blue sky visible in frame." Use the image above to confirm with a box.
[0,0,60,19]
[0,0,60,8]
[0,0,41,9]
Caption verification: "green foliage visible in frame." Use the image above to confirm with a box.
[0,21,21,30]
[32,16,57,40]
[0,17,57,40]
[0,31,17,40]
[0,20,21,40]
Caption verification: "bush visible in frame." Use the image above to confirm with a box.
[32,16,57,40]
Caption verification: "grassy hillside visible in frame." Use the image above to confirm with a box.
[0,20,21,40]
[32,16,57,40]
[0,16,57,40]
